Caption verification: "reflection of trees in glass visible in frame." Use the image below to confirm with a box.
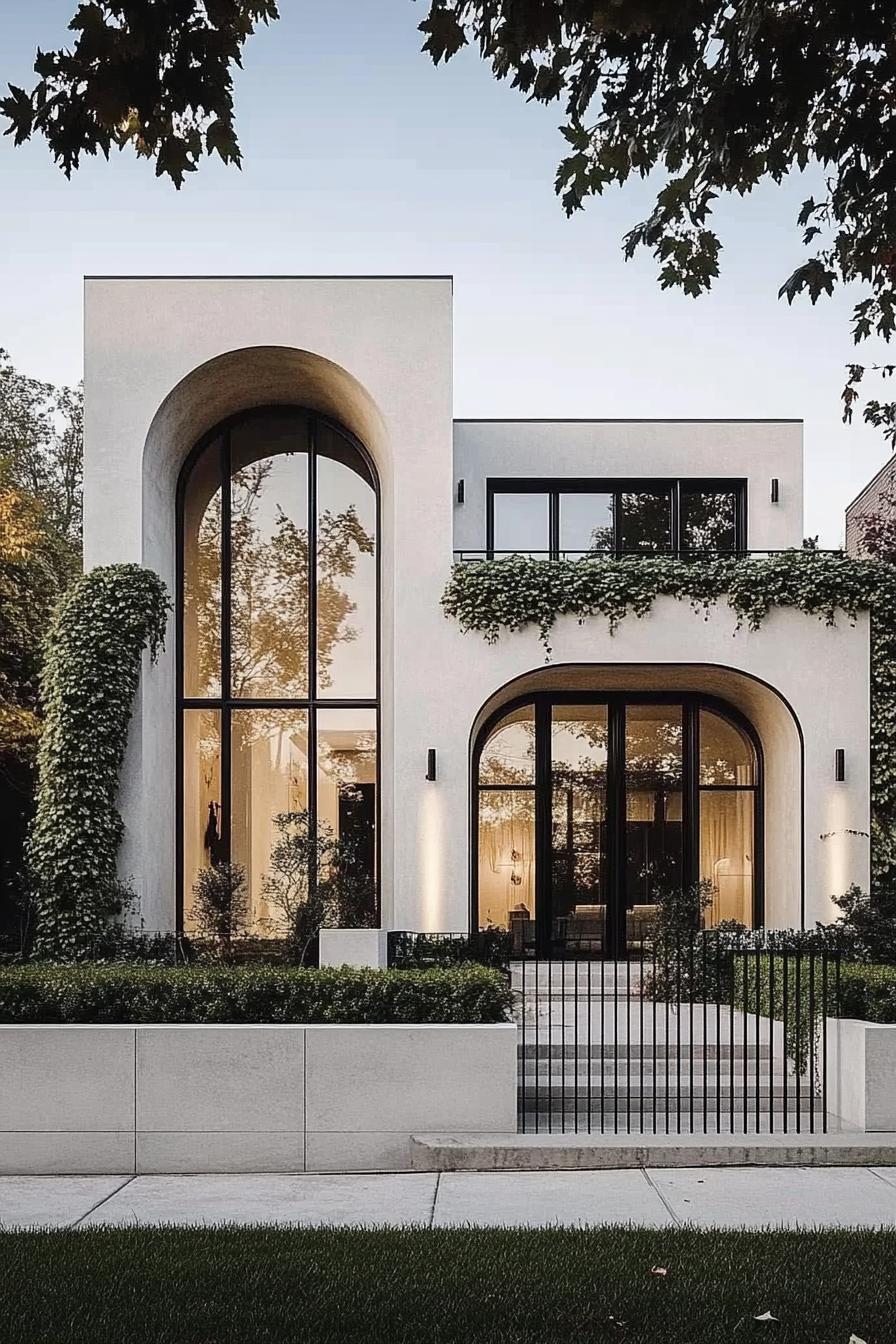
[479,718,535,785]
[261,810,376,964]
[588,522,615,553]
[682,492,737,552]
[625,717,683,789]
[190,458,374,699]
[620,492,672,552]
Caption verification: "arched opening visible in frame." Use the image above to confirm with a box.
[177,406,379,934]
[473,689,762,959]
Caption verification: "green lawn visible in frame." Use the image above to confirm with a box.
[0,1225,890,1343]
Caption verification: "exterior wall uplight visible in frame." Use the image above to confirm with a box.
[835,748,846,782]
[770,478,780,503]
[456,479,465,504]
[426,749,437,781]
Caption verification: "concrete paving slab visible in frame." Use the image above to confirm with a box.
[80,1173,438,1228]
[0,1176,132,1229]
[648,1165,896,1228]
[433,1170,674,1228]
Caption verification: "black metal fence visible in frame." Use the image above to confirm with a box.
[387,930,512,971]
[515,932,841,1136]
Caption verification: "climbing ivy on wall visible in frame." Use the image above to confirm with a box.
[443,550,896,885]
[28,564,170,959]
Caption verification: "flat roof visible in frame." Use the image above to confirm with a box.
[453,417,803,425]
[84,273,454,282]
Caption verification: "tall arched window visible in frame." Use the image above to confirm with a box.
[178,408,378,933]
[474,694,760,959]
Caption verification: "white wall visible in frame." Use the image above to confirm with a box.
[420,601,870,933]
[82,277,868,937]
[84,277,454,930]
[453,419,804,553]
[0,1024,518,1174]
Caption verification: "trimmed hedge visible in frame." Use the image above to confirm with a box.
[0,963,512,1025]
[838,962,896,1023]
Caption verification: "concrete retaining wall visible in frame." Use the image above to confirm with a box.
[0,1024,517,1175]
[826,1017,896,1131]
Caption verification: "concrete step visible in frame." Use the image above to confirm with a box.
[409,1131,889,1172]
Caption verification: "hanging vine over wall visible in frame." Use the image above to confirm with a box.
[28,564,170,960]
[442,550,896,884]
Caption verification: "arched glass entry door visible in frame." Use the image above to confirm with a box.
[475,694,760,959]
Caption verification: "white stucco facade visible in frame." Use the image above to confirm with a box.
[82,275,871,944]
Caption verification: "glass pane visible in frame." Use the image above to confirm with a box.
[624,705,683,938]
[183,437,222,697]
[559,492,615,556]
[700,790,754,926]
[230,708,310,930]
[477,789,535,953]
[182,709,222,932]
[316,425,377,699]
[479,706,536,785]
[619,490,672,553]
[230,413,309,699]
[681,489,738,552]
[492,492,549,557]
[551,705,609,955]
[317,709,378,925]
[699,709,755,786]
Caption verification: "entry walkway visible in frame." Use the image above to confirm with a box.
[5,1168,896,1230]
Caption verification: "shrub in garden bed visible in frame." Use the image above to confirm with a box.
[837,962,896,1023]
[0,963,512,1025]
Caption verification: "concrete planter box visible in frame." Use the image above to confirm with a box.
[0,1023,517,1175]
[826,1017,896,1131]
[317,929,389,969]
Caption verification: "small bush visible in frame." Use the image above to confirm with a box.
[831,883,896,963]
[838,962,896,1023]
[0,963,512,1025]
[191,862,250,949]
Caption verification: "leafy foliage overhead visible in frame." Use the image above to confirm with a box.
[443,550,896,884]
[28,564,169,960]
[420,1,896,442]
[2,1,279,187]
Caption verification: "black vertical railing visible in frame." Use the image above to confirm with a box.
[514,931,841,1137]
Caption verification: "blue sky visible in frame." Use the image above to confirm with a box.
[2,0,889,543]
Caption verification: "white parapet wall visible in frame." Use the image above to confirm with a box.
[317,929,389,970]
[0,1023,518,1175]
[826,1018,896,1132]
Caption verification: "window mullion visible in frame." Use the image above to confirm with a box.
[221,430,232,865]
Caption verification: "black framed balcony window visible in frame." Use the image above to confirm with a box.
[177,407,379,936]
[487,478,746,558]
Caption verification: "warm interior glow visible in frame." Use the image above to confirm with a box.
[180,409,378,936]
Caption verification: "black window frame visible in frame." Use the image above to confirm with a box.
[175,405,381,935]
[486,478,747,558]
[471,691,763,960]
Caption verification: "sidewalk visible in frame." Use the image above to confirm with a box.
[3,1167,896,1231]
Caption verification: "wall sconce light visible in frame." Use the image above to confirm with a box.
[426,749,437,781]
[456,479,465,504]
[770,478,780,504]
[835,748,845,782]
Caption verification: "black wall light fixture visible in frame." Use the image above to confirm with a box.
[456,479,465,504]
[770,478,780,503]
[426,749,437,781]
[835,748,845,782]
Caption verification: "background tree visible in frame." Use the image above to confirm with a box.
[2,1,278,187]
[418,2,896,445]
[0,350,82,944]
